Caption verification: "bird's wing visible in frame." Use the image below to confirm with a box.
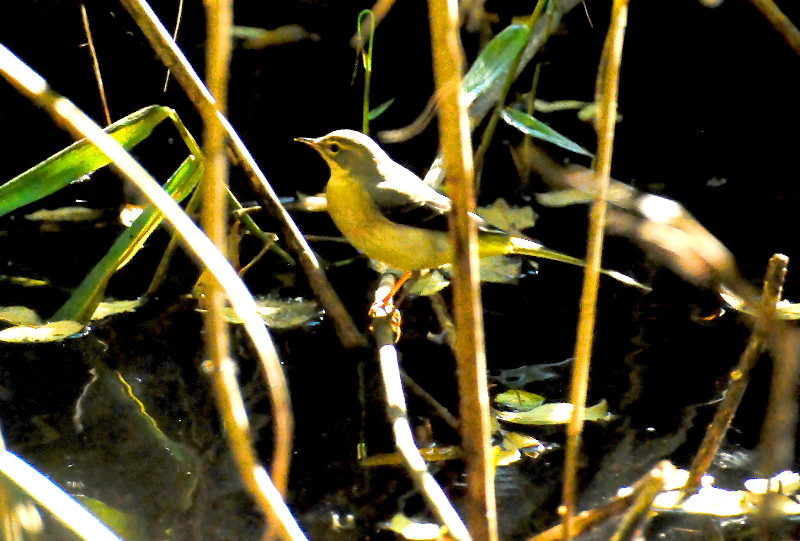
[370,161,499,233]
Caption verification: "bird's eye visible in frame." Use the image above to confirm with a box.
[328,142,341,154]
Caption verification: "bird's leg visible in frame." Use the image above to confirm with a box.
[368,271,417,340]
[371,270,415,313]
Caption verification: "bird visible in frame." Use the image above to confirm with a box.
[295,129,644,289]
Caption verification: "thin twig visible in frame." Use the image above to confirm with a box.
[562,1,628,538]
[429,1,496,539]
[0,45,306,541]
[609,461,669,541]
[749,0,800,54]
[681,254,788,501]
[162,0,184,92]
[371,275,471,541]
[350,0,397,49]
[79,3,111,126]
[400,369,460,431]
[429,292,456,351]
[118,0,367,349]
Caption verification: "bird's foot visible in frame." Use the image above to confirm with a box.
[369,299,402,342]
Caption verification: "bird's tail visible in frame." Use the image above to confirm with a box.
[507,236,650,290]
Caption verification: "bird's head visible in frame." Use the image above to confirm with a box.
[295,129,386,184]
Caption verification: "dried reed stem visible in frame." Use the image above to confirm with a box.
[562,1,628,538]
[429,0,496,538]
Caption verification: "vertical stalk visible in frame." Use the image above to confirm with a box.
[562,0,629,538]
[429,1,496,539]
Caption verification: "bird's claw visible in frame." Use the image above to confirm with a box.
[369,299,402,342]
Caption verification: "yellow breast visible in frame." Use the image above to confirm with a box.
[325,176,452,270]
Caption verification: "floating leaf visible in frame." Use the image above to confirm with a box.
[232,24,319,49]
[91,299,142,320]
[495,431,546,466]
[360,446,463,467]
[502,431,545,455]
[495,390,545,411]
[495,446,521,466]
[496,399,612,425]
[368,98,395,121]
[478,255,523,284]
[744,470,800,495]
[0,321,84,343]
[502,108,593,157]
[655,486,749,516]
[381,513,446,540]
[477,198,537,232]
[221,297,321,329]
[0,276,51,287]
[0,306,43,326]
[463,25,530,104]
[653,469,800,517]
[24,206,102,222]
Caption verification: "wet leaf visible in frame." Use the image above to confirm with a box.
[495,389,545,411]
[360,446,463,467]
[495,446,521,466]
[477,198,537,232]
[744,470,800,495]
[502,108,593,157]
[627,468,800,517]
[0,276,51,287]
[502,431,545,455]
[478,255,523,284]
[655,486,749,516]
[381,513,446,540]
[0,306,43,326]
[24,206,103,222]
[221,297,321,329]
[0,321,84,343]
[232,24,319,48]
[91,299,142,320]
[495,399,612,425]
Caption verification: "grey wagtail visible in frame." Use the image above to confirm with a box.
[295,129,644,289]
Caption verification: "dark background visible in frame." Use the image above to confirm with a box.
[2,1,800,539]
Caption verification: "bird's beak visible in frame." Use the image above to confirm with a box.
[294,136,319,148]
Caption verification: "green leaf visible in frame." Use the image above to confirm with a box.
[463,25,530,103]
[368,98,395,121]
[502,107,593,157]
[0,106,171,218]
[51,155,203,323]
